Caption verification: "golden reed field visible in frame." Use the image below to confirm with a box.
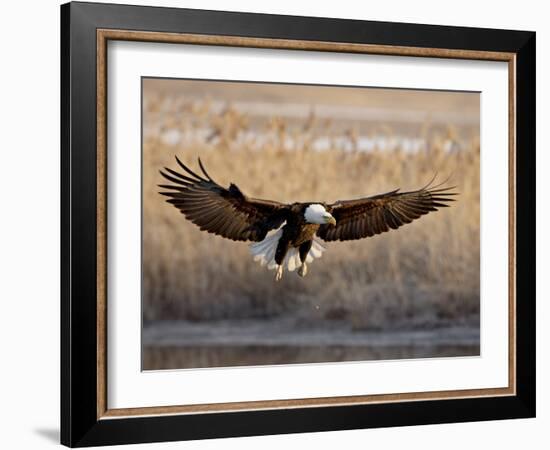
[142,80,480,335]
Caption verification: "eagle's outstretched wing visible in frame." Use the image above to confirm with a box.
[317,179,457,242]
[159,157,289,242]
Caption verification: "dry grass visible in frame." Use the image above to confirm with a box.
[142,91,480,331]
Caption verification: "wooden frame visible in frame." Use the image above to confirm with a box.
[61,1,535,446]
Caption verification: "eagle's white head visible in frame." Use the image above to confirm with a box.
[304,204,336,225]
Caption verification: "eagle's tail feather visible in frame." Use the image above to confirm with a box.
[309,238,326,260]
[249,231,326,273]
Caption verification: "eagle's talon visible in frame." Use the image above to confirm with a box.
[298,263,308,277]
[275,265,283,281]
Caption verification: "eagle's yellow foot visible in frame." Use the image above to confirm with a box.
[298,263,308,277]
[275,265,283,281]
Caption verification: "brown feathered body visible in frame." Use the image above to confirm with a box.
[159,157,457,280]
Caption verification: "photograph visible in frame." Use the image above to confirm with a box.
[142,78,481,370]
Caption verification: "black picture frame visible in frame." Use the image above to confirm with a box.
[61,1,535,447]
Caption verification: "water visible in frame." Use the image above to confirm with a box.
[143,344,479,370]
[142,320,480,370]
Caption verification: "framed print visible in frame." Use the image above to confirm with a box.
[60,1,536,447]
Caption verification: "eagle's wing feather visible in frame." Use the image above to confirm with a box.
[159,157,289,242]
[317,181,457,242]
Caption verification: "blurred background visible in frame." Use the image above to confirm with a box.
[142,78,480,370]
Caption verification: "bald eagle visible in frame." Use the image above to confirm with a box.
[159,157,457,281]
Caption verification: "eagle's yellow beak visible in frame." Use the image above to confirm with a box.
[325,215,336,226]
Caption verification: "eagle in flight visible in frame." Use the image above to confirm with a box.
[159,157,457,281]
